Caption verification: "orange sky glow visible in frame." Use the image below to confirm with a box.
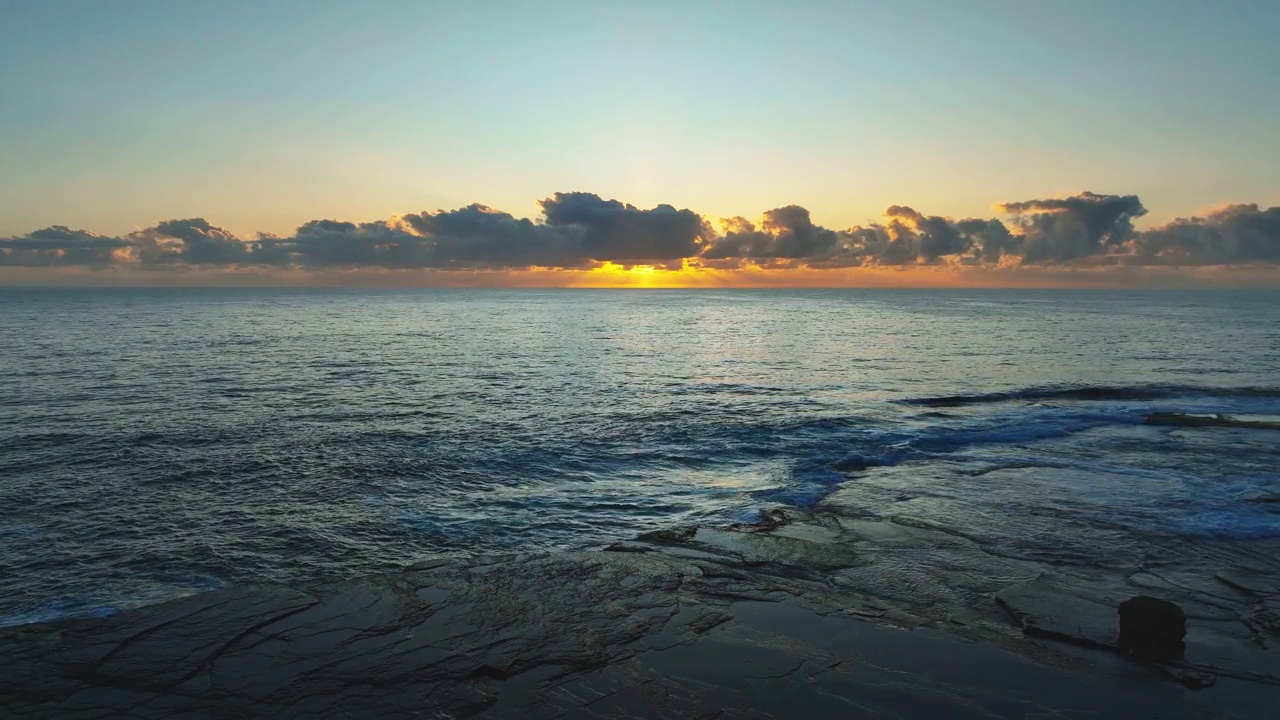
[5,262,1279,290]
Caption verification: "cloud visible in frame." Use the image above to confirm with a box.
[0,226,131,266]
[703,206,844,264]
[953,218,1019,264]
[275,207,582,270]
[216,194,710,270]
[280,218,432,268]
[2,191,1277,278]
[700,204,1014,268]
[807,192,1152,268]
[996,191,1147,263]
[538,192,711,266]
[847,205,983,266]
[701,199,1100,269]
[127,218,256,266]
[1129,203,1280,265]
[403,203,584,268]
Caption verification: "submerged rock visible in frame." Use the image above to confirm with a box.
[1244,484,1280,506]
[1118,596,1186,661]
[634,525,697,543]
[1143,412,1280,431]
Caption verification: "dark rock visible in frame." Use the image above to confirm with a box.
[635,526,697,543]
[5,512,1279,718]
[603,542,652,553]
[994,579,1119,648]
[1217,570,1280,597]
[0,560,1240,720]
[831,453,868,471]
[1158,665,1217,690]
[1243,484,1280,507]
[1118,596,1186,660]
[736,508,791,532]
[1144,412,1280,431]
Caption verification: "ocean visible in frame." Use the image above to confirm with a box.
[2,287,1279,626]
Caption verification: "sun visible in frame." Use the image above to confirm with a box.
[569,261,688,287]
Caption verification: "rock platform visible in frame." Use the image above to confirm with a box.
[4,502,1278,718]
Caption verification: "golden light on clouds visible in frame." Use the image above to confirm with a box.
[560,262,972,289]
[569,262,681,288]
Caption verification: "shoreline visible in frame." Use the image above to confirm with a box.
[4,494,1277,719]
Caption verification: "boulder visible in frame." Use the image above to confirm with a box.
[1118,595,1185,660]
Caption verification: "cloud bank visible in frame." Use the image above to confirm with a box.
[3,192,1278,279]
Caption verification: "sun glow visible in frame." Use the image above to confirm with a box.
[572,262,678,287]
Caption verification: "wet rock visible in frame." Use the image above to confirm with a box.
[5,508,1280,718]
[994,579,1119,648]
[729,507,792,532]
[1144,412,1280,430]
[770,522,841,543]
[1244,484,1280,507]
[1217,570,1280,597]
[993,582,1258,690]
[635,526,697,543]
[1158,665,1217,690]
[1118,596,1186,661]
[830,453,868,471]
[0,561,1244,720]
[1216,570,1280,646]
[602,541,652,553]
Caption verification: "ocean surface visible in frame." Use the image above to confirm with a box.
[2,288,1279,626]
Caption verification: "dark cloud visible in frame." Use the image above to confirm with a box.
[128,218,254,266]
[703,203,1019,268]
[538,192,710,265]
[699,217,769,260]
[954,218,1018,263]
[703,206,844,264]
[0,226,130,266]
[886,206,967,260]
[403,204,584,268]
[996,192,1147,263]
[249,195,708,270]
[281,218,431,268]
[844,206,972,265]
[838,226,912,266]
[3,192,1276,274]
[1130,204,1280,265]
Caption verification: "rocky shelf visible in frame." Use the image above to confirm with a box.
[4,504,1278,719]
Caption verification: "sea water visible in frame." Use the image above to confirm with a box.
[2,288,1278,625]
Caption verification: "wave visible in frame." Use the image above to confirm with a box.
[0,574,224,629]
[903,384,1280,407]
[0,602,118,629]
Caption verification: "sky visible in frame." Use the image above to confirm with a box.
[1,0,1278,286]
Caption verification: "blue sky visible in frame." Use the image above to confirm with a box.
[2,0,1277,239]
